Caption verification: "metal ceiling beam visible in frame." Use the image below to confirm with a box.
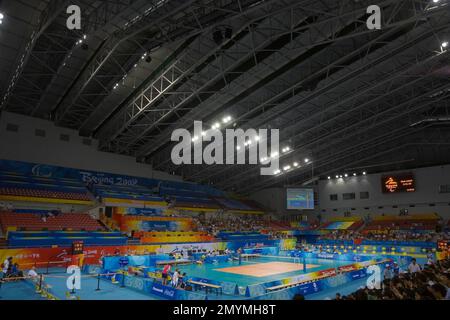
[0,0,71,111]
[95,0,301,150]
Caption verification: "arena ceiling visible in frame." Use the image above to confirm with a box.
[1,0,450,194]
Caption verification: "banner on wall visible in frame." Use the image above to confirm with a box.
[114,215,195,232]
[0,159,224,196]
[0,239,295,267]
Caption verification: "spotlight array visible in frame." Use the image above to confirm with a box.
[222,116,232,124]
[76,34,87,45]
[274,158,311,176]
[329,171,367,179]
[113,50,152,91]
[190,116,233,143]
[0,12,4,24]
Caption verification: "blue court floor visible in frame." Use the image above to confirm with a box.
[176,255,353,286]
[1,268,162,300]
[0,280,46,300]
[41,271,161,300]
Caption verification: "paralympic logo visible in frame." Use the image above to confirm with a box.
[170,121,280,175]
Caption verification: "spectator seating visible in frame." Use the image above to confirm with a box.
[0,186,91,202]
[7,231,127,247]
[0,212,105,232]
[135,231,215,244]
[267,221,293,231]
[0,172,91,203]
[213,197,255,211]
[172,196,221,209]
[318,216,364,231]
[363,213,440,233]
[216,231,270,241]
[92,184,162,202]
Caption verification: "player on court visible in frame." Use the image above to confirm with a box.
[162,263,171,286]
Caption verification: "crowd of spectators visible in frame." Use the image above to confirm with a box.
[194,215,268,234]
[319,229,449,243]
[335,257,450,300]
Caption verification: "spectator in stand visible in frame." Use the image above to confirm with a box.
[408,258,422,274]
[393,262,400,277]
[384,264,393,280]
[334,258,450,300]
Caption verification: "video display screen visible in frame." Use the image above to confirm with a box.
[287,188,314,209]
[381,173,415,193]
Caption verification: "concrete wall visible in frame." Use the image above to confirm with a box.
[316,164,450,219]
[0,111,181,181]
[250,188,287,214]
[250,187,315,219]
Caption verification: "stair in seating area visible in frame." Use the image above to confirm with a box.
[97,219,111,231]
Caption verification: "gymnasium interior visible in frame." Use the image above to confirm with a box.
[0,0,449,302]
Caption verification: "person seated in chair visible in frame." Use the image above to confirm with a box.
[27,266,39,282]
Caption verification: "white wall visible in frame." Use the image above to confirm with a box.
[316,164,450,219]
[0,111,181,181]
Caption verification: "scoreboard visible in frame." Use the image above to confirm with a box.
[381,173,415,193]
[72,241,84,255]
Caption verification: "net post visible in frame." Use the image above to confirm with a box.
[71,277,76,294]
[95,273,101,291]
[120,273,125,288]
[38,274,43,292]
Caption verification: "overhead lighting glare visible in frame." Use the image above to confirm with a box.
[274,169,281,175]
[304,158,309,163]
[222,116,232,124]
[283,165,291,171]
[293,162,299,167]
[327,176,331,180]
